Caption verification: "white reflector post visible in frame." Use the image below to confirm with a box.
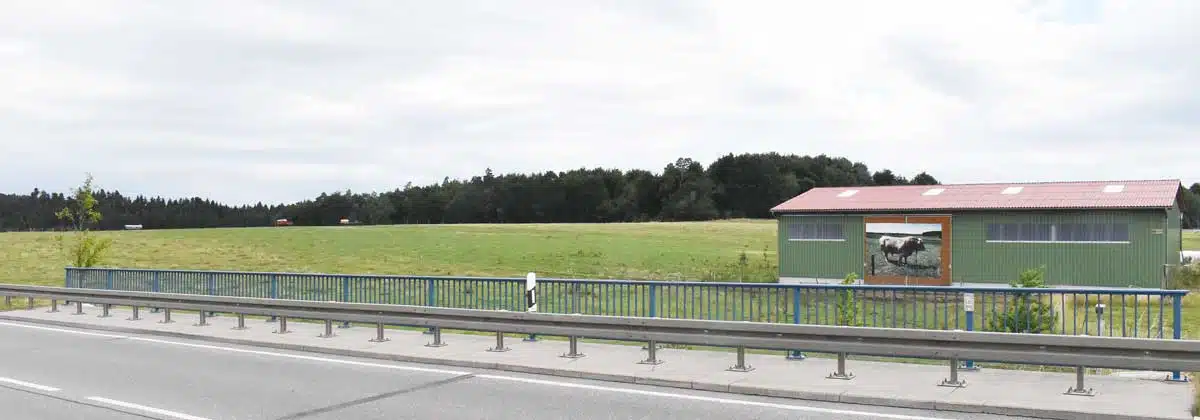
[525,272,537,312]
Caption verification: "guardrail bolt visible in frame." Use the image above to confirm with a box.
[99,304,111,318]
[160,308,173,324]
[319,319,335,338]
[369,322,389,343]
[72,301,84,315]
[561,336,585,359]
[274,316,289,334]
[488,332,510,352]
[195,311,208,327]
[48,299,59,313]
[826,352,855,380]
[128,306,140,321]
[425,327,446,347]
[727,346,754,372]
[1064,366,1095,396]
[939,358,966,388]
[232,313,247,330]
[639,340,664,365]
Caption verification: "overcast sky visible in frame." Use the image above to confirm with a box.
[2,1,1197,205]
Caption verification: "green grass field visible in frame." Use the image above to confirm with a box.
[3,223,1200,411]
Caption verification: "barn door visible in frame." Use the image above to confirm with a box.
[863,215,952,286]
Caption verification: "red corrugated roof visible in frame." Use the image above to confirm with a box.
[770,179,1182,213]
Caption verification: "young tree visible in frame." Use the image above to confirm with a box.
[55,173,113,267]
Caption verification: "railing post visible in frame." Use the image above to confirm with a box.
[423,279,436,335]
[963,292,978,370]
[128,306,140,321]
[787,287,805,360]
[639,339,664,365]
[268,274,279,322]
[339,277,352,328]
[150,271,162,313]
[195,310,208,326]
[561,336,584,359]
[648,284,658,318]
[27,297,34,310]
[425,326,446,347]
[1169,294,1187,382]
[99,304,111,318]
[232,313,246,330]
[489,331,510,352]
[159,308,173,324]
[940,358,966,387]
[72,301,84,315]
[47,299,58,313]
[319,319,335,338]
[370,322,388,343]
[274,316,289,334]
[205,273,217,317]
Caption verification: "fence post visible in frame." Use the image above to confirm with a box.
[150,271,162,313]
[1169,294,1187,382]
[105,270,113,290]
[268,274,279,322]
[205,273,217,317]
[423,278,436,335]
[963,292,978,370]
[787,287,805,360]
[339,276,352,328]
[524,272,538,342]
[648,284,658,318]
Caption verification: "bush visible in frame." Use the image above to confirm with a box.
[1168,262,1200,290]
[835,272,862,326]
[985,266,1058,334]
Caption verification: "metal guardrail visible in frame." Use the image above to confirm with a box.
[4,284,1199,396]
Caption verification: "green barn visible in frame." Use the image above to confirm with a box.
[769,179,1187,289]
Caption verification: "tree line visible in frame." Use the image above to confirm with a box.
[2,152,1198,230]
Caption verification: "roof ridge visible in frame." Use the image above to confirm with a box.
[808,179,1181,190]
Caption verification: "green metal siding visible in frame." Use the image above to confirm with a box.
[952,210,1168,288]
[777,215,864,279]
[1166,204,1182,265]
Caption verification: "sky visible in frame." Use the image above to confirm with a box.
[2,0,1198,206]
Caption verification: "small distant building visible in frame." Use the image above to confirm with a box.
[123,224,143,230]
[769,179,1187,289]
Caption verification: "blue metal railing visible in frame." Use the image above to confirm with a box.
[64,267,1190,379]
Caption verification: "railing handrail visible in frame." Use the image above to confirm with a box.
[4,283,1198,373]
[64,266,1191,295]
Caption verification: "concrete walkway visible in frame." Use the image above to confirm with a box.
[0,306,1193,420]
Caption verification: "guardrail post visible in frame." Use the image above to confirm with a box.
[939,358,966,387]
[1169,294,1187,382]
[99,304,111,318]
[826,352,854,380]
[425,327,446,347]
[72,301,84,315]
[369,322,388,343]
[727,346,754,372]
[274,316,289,334]
[339,277,352,329]
[319,319,335,338]
[159,308,173,324]
[488,332,511,352]
[27,297,33,310]
[195,310,208,326]
[787,287,805,360]
[128,306,140,321]
[638,340,664,365]
[232,313,247,330]
[48,299,59,313]
[1064,366,1095,396]
[561,336,584,359]
[4,296,12,308]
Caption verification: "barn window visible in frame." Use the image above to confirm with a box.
[986,222,1129,243]
[788,222,845,241]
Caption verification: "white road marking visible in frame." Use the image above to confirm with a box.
[475,374,954,420]
[86,396,212,420]
[0,376,61,392]
[0,321,956,420]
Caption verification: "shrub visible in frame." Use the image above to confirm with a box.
[835,272,862,326]
[985,266,1058,334]
[1168,262,1200,290]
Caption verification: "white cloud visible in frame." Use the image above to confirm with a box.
[1,0,1197,205]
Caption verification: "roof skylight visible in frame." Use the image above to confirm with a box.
[1102,184,1125,193]
[836,189,859,198]
[1001,186,1023,195]
[922,188,945,196]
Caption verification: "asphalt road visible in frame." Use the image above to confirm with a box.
[0,320,1039,420]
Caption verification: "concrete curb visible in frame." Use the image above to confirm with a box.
[0,314,1186,420]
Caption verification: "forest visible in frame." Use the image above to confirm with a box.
[2,152,1198,230]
